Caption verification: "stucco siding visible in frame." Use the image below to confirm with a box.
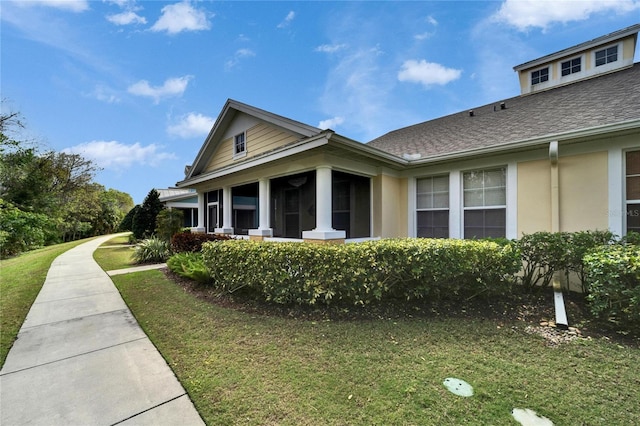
[559,151,608,232]
[517,159,552,235]
[372,174,408,238]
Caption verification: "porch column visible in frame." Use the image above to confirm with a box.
[302,166,346,242]
[249,178,273,239]
[192,192,206,233]
[215,186,234,234]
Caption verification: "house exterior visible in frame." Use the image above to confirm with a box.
[176,24,640,243]
[157,188,199,228]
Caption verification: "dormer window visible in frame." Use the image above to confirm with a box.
[595,46,618,66]
[561,57,581,76]
[234,132,246,157]
[531,67,549,85]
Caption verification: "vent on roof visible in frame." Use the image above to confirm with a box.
[469,110,474,117]
[500,102,506,110]
[403,153,422,160]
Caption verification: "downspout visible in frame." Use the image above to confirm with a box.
[549,141,568,329]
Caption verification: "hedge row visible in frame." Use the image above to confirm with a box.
[200,239,520,306]
[584,245,640,326]
[171,231,232,253]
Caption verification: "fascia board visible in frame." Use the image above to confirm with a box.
[329,133,407,166]
[176,132,332,187]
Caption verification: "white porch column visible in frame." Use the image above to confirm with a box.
[302,166,346,240]
[192,192,206,233]
[249,178,273,238]
[215,186,234,234]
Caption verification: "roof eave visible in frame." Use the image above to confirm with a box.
[406,119,640,166]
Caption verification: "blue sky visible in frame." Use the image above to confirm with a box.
[2,0,639,204]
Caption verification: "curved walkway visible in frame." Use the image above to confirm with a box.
[0,235,204,426]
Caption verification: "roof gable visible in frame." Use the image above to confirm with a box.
[185,99,322,179]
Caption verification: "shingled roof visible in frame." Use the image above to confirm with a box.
[367,63,640,158]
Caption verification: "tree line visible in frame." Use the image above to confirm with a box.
[1,109,134,258]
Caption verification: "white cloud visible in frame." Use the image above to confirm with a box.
[318,116,345,130]
[398,60,462,87]
[493,0,640,31]
[89,85,120,103]
[150,1,211,35]
[277,11,295,28]
[107,11,147,25]
[225,48,256,70]
[63,140,176,170]
[426,15,438,26]
[13,0,89,12]
[127,76,192,103]
[167,112,215,138]
[315,44,347,54]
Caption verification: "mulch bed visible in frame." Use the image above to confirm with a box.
[162,268,639,348]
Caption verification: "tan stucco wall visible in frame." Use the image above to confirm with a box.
[558,151,608,232]
[517,151,609,234]
[517,159,552,235]
[372,174,407,238]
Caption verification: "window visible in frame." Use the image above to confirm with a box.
[595,46,618,67]
[234,132,246,156]
[561,57,581,76]
[531,67,549,85]
[463,168,506,239]
[626,150,640,234]
[416,175,449,238]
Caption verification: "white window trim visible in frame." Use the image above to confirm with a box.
[624,148,640,235]
[415,174,450,238]
[233,132,247,159]
[409,164,516,240]
[592,42,622,74]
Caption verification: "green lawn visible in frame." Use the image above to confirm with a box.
[110,269,640,426]
[0,238,94,366]
[93,242,135,272]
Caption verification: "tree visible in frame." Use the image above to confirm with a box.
[132,189,164,240]
[120,205,140,232]
[155,208,184,242]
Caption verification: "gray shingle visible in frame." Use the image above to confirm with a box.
[367,64,640,157]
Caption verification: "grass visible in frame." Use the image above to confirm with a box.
[93,234,135,271]
[0,238,94,367]
[110,269,640,425]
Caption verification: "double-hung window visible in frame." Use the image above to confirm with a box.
[561,57,581,76]
[416,175,449,238]
[595,46,618,67]
[626,150,640,234]
[531,67,549,85]
[234,132,246,157]
[463,168,506,238]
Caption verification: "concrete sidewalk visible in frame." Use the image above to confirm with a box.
[0,234,205,426]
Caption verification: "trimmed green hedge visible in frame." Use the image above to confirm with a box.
[584,244,640,327]
[201,238,520,306]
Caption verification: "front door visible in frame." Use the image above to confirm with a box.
[284,188,300,238]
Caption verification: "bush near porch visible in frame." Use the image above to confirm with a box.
[201,238,521,306]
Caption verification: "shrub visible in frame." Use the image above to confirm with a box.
[584,245,640,328]
[167,252,211,284]
[133,237,171,264]
[201,238,520,306]
[565,230,616,292]
[516,232,570,290]
[171,231,232,253]
[155,209,184,242]
[621,231,640,246]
